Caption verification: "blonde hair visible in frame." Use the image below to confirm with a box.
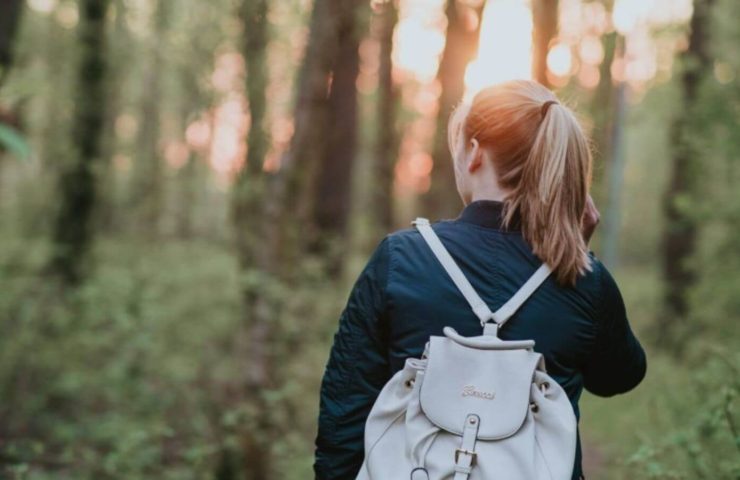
[449,80,593,285]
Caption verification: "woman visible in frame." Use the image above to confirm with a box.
[313,80,647,480]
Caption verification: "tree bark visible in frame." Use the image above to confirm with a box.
[425,0,486,220]
[279,0,340,224]
[97,0,131,234]
[531,0,559,87]
[593,30,625,266]
[601,79,627,268]
[658,0,715,353]
[252,0,341,281]
[309,0,367,271]
[0,0,23,88]
[132,0,170,235]
[232,0,274,478]
[374,0,399,233]
[49,0,110,284]
[591,30,618,166]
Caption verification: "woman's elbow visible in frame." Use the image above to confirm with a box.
[585,348,647,397]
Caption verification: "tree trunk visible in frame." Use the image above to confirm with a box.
[601,79,627,268]
[49,0,110,285]
[374,0,399,233]
[97,0,131,234]
[232,0,274,478]
[0,0,23,88]
[658,0,715,353]
[132,0,169,235]
[309,0,366,272]
[262,0,368,279]
[425,0,486,220]
[592,30,624,265]
[531,0,559,87]
[590,1,617,163]
[279,0,340,223]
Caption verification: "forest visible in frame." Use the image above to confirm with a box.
[0,0,738,478]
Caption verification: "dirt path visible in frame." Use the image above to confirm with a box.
[581,438,608,479]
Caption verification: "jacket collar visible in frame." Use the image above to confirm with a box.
[455,199,520,231]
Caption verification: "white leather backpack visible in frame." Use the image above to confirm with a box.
[356,218,577,480]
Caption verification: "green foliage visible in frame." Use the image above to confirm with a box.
[0,235,349,479]
[0,238,237,478]
[582,344,739,480]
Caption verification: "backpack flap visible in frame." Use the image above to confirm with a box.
[419,335,541,440]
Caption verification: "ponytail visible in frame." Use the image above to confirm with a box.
[460,80,593,285]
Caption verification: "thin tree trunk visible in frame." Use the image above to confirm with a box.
[601,79,627,268]
[590,1,617,162]
[531,0,559,87]
[49,0,110,284]
[232,0,273,477]
[133,0,169,235]
[593,31,624,265]
[309,0,366,272]
[425,0,486,220]
[374,0,399,232]
[97,0,131,234]
[658,0,715,353]
[0,0,23,88]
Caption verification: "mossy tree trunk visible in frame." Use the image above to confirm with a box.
[49,0,110,285]
[0,0,23,87]
[232,0,274,478]
[132,0,170,235]
[374,0,400,233]
[658,0,716,354]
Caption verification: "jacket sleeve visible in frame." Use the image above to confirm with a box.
[582,261,647,397]
[314,237,391,480]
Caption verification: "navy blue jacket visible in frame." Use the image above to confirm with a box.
[314,200,647,480]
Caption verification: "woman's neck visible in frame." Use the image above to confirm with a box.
[469,184,510,203]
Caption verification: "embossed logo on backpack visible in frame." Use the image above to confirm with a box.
[462,384,495,400]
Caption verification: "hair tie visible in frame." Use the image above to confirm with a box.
[541,100,559,118]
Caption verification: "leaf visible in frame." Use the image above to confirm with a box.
[0,123,31,161]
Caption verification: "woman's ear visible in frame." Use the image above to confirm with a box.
[468,138,483,173]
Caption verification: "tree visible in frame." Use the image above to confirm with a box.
[425,0,486,220]
[531,0,559,87]
[657,0,716,353]
[132,0,170,234]
[373,0,399,232]
[309,0,367,271]
[232,0,274,477]
[280,0,341,225]
[589,14,627,267]
[49,0,111,284]
[0,0,24,88]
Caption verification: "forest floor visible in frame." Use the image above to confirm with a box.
[581,437,608,479]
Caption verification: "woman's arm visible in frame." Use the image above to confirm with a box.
[314,237,392,480]
[582,262,647,397]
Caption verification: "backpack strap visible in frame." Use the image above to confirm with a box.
[412,217,552,328]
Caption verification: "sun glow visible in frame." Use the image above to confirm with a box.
[464,0,533,97]
[393,0,534,95]
[393,0,447,83]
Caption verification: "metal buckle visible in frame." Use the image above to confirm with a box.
[454,448,477,466]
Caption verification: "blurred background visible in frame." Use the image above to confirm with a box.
[0,0,738,478]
